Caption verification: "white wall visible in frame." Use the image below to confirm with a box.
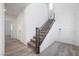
[26,4,49,43]
[16,3,49,45]
[54,3,74,44]
[11,19,17,39]
[40,3,78,53]
[5,16,14,36]
[5,15,17,39]
[53,4,79,46]
[5,21,11,36]
[72,4,79,46]
[0,3,4,55]
[17,10,27,44]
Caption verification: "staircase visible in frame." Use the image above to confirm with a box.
[28,18,55,54]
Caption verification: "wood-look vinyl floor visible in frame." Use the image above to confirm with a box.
[39,41,79,56]
[5,36,79,56]
[5,37,36,56]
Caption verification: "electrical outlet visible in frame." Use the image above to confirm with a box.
[59,28,61,32]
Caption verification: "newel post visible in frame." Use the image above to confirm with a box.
[36,27,40,54]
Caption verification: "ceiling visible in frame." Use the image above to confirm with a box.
[5,3,29,17]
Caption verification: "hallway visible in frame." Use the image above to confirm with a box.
[5,37,36,56]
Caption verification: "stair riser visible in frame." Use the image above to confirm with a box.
[31,40,36,43]
[28,43,36,49]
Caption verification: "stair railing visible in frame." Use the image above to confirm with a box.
[36,19,55,54]
[36,13,55,54]
[40,19,55,44]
